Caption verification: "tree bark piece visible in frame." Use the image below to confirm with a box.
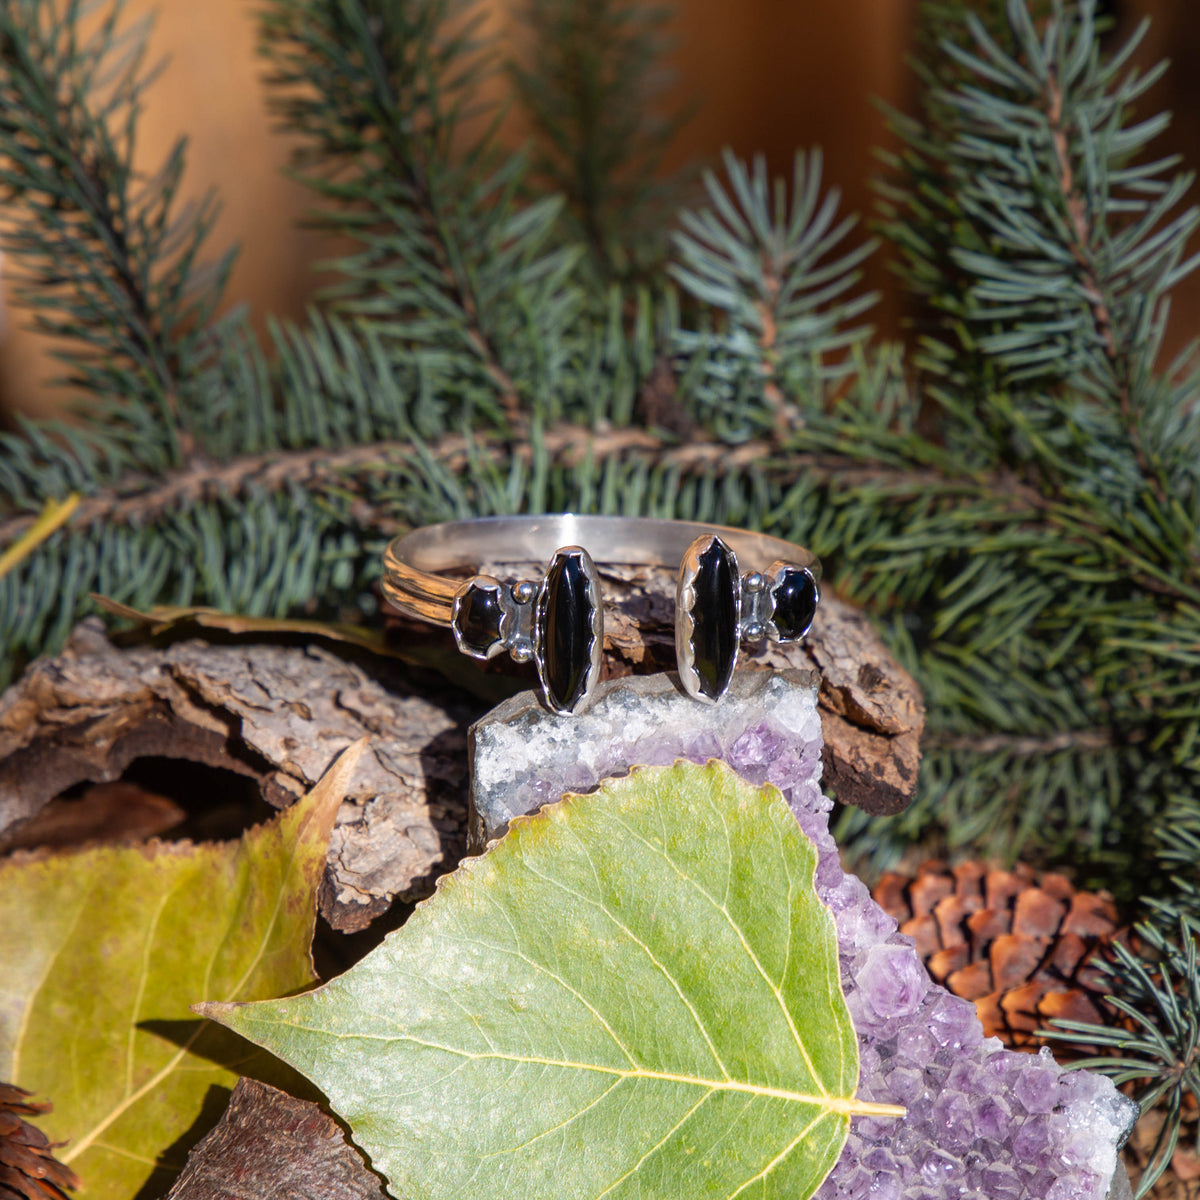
[0,780,185,854]
[0,572,922,934]
[162,1078,386,1200]
[0,619,482,931]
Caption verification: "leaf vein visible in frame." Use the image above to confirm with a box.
[8,888,89,1085]
[229,827,303,1000]
[713,789,735,910]
[127,887,173,1099]
[63,820,307,1164]
[594,1090,713,1199]
[387,967,501,1054]
[62,1026,208,1165]
[478,1076,625,1161]
[450,925,638,1068]
[606,812,828,1097]
[726,1111,835,1200]
[244,1021,897,1116]
[522,860,731,1080]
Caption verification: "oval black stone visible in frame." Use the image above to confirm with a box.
[689,538,739,700]
[453,582,505,657]
[538,552,596,713]
[772,567,818,641]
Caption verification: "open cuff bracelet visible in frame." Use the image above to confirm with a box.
[381,515,820,716]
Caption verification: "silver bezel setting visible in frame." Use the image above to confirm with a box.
[450,576,508,661]
[384,517,821,716]
[764,560,820,643]
[534,546,605,716]
[675,534,741,704]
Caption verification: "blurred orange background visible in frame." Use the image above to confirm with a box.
[1,0,1196,419]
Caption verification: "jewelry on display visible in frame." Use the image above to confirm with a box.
[381,515,820,715]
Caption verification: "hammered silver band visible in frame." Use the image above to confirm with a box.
[381,515,820,715]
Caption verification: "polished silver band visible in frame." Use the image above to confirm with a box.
[381,515,820,715]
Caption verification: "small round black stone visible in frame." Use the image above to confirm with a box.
[689,538,739,700]
[539,552,595,712]
[772,568,818,641]
[453,583,504,657]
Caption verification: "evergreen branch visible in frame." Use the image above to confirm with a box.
[835,0,1200,881]
[257,0,586,426]
[1034,17,1183,509]
[510,0,689,281]
[0,427,681,545]
[925,727,1113,755]
[882,0,1200,442]
[1147,798,1200,930]
[670,150,877,435]
[0,0,242,471]
[0,417,1083,552]
[1047,923,1200,1198]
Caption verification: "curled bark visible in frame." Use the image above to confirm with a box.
[0,619,480,931]
[0,580,923,930]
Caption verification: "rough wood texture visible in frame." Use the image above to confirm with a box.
[809,600,924,815]
[0,579,922,931]
[0,619,482,931]
[162,1078,385,1200]
[0,780,184,854]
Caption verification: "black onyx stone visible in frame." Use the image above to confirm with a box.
[538,552,596,713]
[689,538,739,700]
[453,582,505,658]
[772,568,818,641]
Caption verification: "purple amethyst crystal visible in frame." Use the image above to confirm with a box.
[469,669,825,849]
[932,1091,976,1151]
[761,707,1138,1200]
[857,943,930,1021]
[1016,1061,1062,1114]
[470,668,1138,1197]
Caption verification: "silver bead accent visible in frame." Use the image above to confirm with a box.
[737,569,773,640]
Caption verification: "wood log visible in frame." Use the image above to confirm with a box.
[0,580,924,930]
[0,619,478,932]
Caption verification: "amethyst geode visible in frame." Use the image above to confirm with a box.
[469,669,1138,1198]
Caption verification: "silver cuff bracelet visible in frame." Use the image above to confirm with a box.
[381,515,820,716]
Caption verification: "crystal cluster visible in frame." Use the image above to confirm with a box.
[470,669,1138,1197]
[469,670,826,848]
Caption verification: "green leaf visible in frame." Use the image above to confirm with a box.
[201,759,903,1199]
[0,738,367,1197]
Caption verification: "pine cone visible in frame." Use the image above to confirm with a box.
[873,860,1122,1048]
[0,1085,79,1200]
